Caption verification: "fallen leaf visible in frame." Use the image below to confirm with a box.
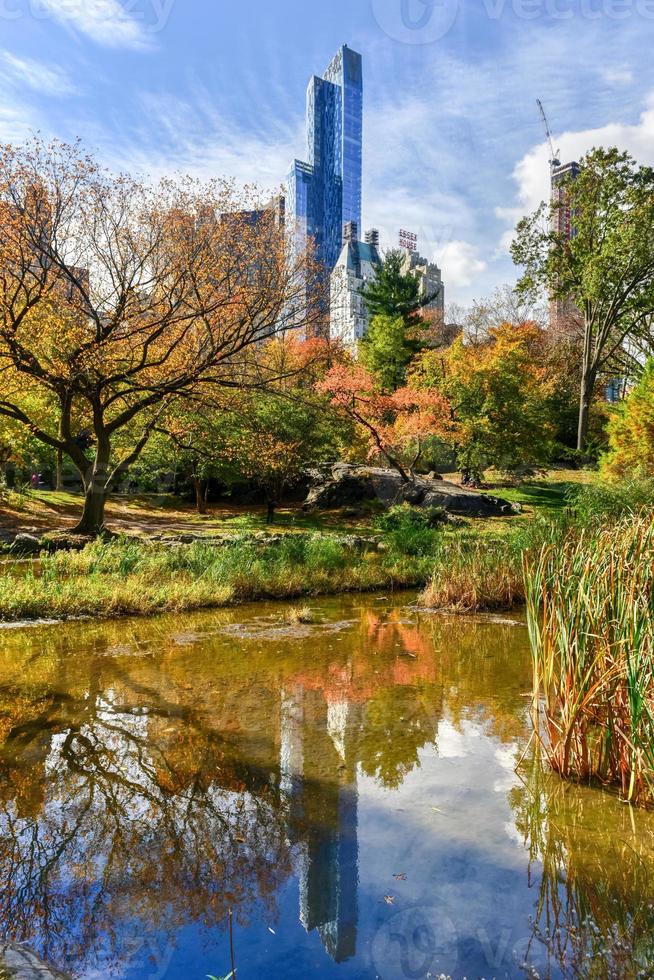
[383,895,395,905]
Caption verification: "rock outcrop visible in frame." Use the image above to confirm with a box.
[303,464,519,518]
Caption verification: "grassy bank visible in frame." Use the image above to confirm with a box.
[418,478,654,612]
[0,532,435,621]
[525,513,654,807]
[0,478,652,624]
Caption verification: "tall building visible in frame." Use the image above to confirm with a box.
[287,45,363,276]
[398,247,445,316]
[330,222,381,349]
[549,160,581,335]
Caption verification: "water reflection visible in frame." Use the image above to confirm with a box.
[511,759,654,978]
[0,599,651,979]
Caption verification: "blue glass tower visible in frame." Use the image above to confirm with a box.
[287,45,363,275]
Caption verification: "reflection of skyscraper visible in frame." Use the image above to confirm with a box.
[279,687,360,963]
[287,45,363,275]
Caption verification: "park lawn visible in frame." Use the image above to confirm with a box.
[0,468,627,625]
[0,489,375,540]
[1,468,592,542]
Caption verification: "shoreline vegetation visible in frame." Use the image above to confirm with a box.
[0,475,653,807]
[0,476,651,625]
[526,512,654,808]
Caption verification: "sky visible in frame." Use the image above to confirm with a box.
[0,0,652,304]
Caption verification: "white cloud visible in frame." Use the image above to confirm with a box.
[94,88,304,192]
[0,101,35,145]
[439,240,487,289]
[499,91,654,255]
[0,52,77,97]
[601,66,634,85]
[37,0,153,50]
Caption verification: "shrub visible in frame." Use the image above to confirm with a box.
[568,478,654,525]
[375,504,445,557]
[601,359,654,478]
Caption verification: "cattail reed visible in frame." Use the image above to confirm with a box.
[525,514,654,806]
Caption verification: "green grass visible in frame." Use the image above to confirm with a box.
[2,475,653,625]
[0,532,436,622]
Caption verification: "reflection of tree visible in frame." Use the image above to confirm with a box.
[0,669,292,975]
[0,601,536,976]
[510,756,654,978]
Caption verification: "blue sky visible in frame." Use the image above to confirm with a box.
[0,0,652,303]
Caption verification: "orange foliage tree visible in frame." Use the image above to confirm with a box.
[0,139,321,534]
[317,362,453,481]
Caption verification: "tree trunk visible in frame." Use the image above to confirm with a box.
[577,313,595,452]
[577,381,592,453]
[71,440,110,536]
[193,478,208,515]
[55,448,64,492]
[266,500,276,524]
[72,483,107,536]
[577,362,597,453]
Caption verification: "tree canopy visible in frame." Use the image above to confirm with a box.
[0,138,320,533]
[512,147,654,450]
[602,359,654,478]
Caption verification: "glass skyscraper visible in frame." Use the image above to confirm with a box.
[287,45,363,275]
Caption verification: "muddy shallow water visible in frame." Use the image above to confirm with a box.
[0,594,652,979]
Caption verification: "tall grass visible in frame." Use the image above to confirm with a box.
[0,532,436,622]
[525,514,654,806]
[418,516,571,613]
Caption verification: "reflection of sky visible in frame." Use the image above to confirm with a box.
[355,714,533,980]
[1,600,653,979]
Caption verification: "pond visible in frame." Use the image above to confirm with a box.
[0,595,652,980]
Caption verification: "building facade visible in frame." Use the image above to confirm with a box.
[549,160,581,335]
[287,45,363,275]
[329,223,381,349]
[398,247,445,316]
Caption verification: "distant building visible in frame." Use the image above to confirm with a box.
[549,160,580,336]
[330,228,446,350]
[398,247,444,315]
[329,223,381,349]
[287,45,363,277]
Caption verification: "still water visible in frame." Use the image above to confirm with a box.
[0,595,652,980]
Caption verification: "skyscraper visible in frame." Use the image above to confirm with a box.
[549,160,581,335]
[287,45,363,276]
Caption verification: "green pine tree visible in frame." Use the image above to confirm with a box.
[359,251,435,390]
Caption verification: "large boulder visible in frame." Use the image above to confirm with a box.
[10,533,42,555]
[303,464,377,509]
[303,464,519,518]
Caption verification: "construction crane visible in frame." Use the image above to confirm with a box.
[537,99,560,173]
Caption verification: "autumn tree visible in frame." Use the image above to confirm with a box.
[318,362,452,481]
[411,322,557,481]
[162,339,346,520]
[0,139,320,534]
[601,358,654,478]
[512,147,654,450]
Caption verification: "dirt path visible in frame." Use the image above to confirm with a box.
[0,493,270,539]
